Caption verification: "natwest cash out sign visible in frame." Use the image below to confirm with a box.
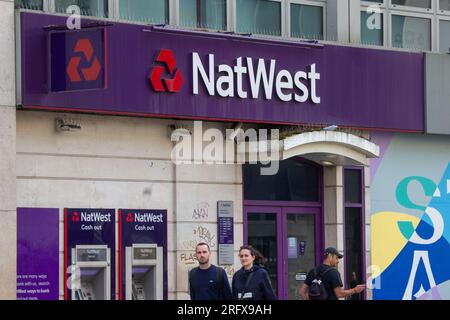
[119,209,168,300]
[21,12,425,131]
[64,208,116,300]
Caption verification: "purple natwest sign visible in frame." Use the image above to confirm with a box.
[50,28,106,92]
[17,208,59,300]
[20,12,424,131]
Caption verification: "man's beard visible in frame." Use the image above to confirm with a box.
[198,258,209,265]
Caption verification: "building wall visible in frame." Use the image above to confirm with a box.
[370,132,450,300]
[16,110,243,299]
[0,0,17,300]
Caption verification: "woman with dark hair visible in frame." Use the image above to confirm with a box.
[231,245,276,300]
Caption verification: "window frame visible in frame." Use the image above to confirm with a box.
[342,166,366,300]
[438,0,450,15]
[286,0,326,41]
[437,15,450,52]
[175,0,229,31]
[389,0,434,15]
[361,0,386,9]
[388,9,435,52]
[232,0,285,37]
[114,0,171,25]
[360,6,388,46]
[47,0,111,18]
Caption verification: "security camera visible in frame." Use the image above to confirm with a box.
[226,122,244,141]
[55,118,82,132]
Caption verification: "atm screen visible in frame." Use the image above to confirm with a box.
[132,280,146,300]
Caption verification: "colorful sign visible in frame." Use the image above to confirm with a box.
[64,208,115,300]
[370,133,450,300]
[20,12,424,131]
[50,28,106,92]
[17,208,59,300]
[119,209,168,300]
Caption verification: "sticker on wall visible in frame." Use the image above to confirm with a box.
[299,241,307,256]
[17,208,60,300]
[119,209,168,300]
[288,237,298,259]
[64,208,115,300]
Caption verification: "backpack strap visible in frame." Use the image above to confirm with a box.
[239,270,256,300]
[216,267,224,297]
[316,266,334,280]
[188,267,199,298]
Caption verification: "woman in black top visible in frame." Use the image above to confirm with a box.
[232,245,276,300]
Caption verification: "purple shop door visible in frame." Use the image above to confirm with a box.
[244,206,322,300]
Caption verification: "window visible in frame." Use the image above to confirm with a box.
[119,0,169,24]
[440,0,450,11]
[290,3,323,40]
[55,0,108,18]
[343,168,364,300]
[361,10,384,45]
[392,14,431,50]
[236,0,281,36]
[244,158,320,202]
[391,0,431,10]
[15,0,43,10]
[179,0,226,30]
[439,19,450,53]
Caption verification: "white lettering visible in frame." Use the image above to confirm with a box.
[275,70,293,102]
[192,53,321,104]
[193,52,214,95]
[234,57,248,98]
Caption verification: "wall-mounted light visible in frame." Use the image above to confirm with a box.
[323,125,338,131]
[321,160,335,167]
[55,118,81,132]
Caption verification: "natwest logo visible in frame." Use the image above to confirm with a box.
[74,211,112,223]
[67,39,102,83]
[72,212,80,222]
[150,49,183,93]
[127,212,164,223]
[192,52,321,104]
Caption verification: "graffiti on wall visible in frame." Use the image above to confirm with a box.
[372,164,450,300]
[180,225,217,251]
[192,202,209,220]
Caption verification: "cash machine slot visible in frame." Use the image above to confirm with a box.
[71,245,111,300]
[125,244,163,300]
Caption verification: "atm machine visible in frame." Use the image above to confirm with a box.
[71,245,111,300]
[125,244,163,300]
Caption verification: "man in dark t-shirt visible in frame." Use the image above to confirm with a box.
[300,247,365,300]
[189,243,233,300]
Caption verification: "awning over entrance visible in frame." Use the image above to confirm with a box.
[238,130,380,166]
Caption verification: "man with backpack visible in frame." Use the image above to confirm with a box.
[189,243,233,300]
[299,247,365,300]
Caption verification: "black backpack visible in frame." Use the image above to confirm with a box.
[308,267,333,300]
[189,266,225,299]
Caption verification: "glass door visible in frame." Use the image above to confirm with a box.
[245,206,322,300]
[282,207,321,300]
[244,207,282,298]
